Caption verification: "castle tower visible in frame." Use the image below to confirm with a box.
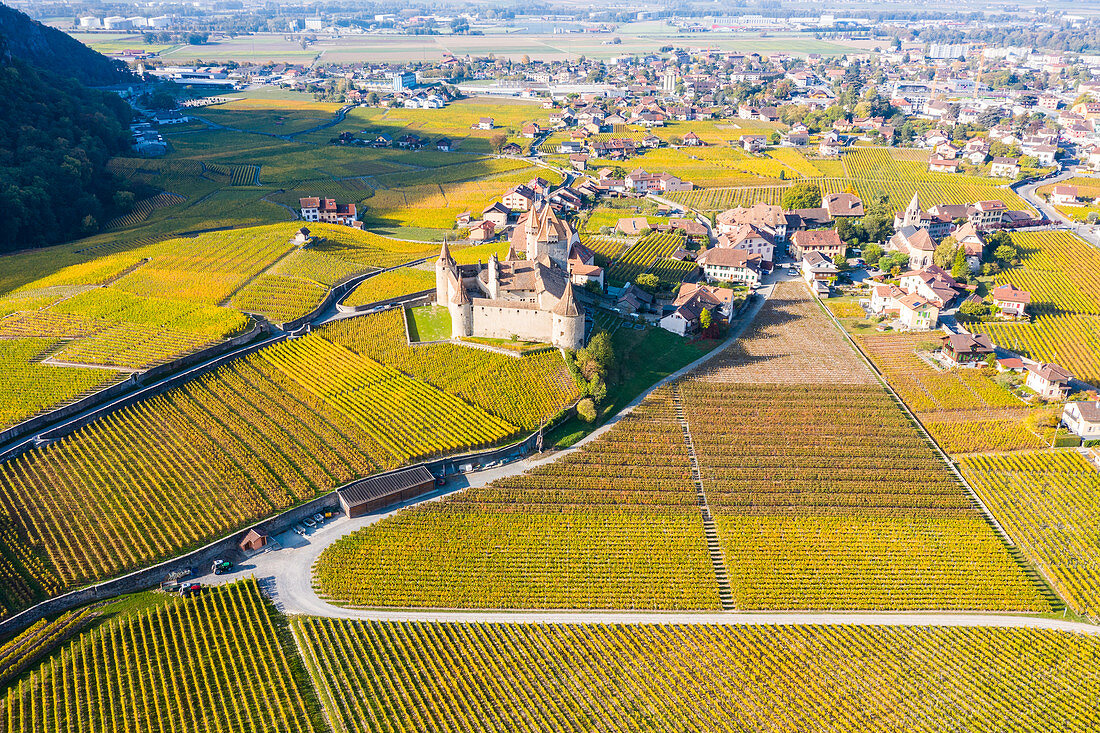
[487,253,500,299]
[551,281,584,350]
[449,280,473,339]
[435,240,456,304]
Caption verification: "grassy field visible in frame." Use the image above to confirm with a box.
[406,304,451,342]
[154,30,857,63]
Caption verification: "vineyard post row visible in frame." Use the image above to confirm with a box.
[0,402,566,641]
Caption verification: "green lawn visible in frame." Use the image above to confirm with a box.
[548,324,721,447]
[406,304,452,342]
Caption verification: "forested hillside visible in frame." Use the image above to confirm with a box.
[0,34,136,251]
[0,3,131,86]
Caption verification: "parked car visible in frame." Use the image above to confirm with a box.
[302,516,317,528]
[180,583,202,598]
[292,524,307,536]
[311,513,326,525]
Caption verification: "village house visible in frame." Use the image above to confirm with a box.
[616,217,651,236]
[503,185,537,212]
[298,197,363,228]
[697,247,763,285]
[659,282,734,336]
[801,251,837,298]
[896,292,940,330]
[1062,401,1100,441]
[989,157,1021,178]
[481,202,511,228]
[568,241,604,289]
[899,265,961,308]
[928,157,961,174]
[940,333,995,366]
[716,203,790,243]
[1026,363,1073,400]
[823,192,864,218]
[467,220,496,241]
[991,283,1031,318]
[717,223,775,262]
[624,169,693,193]
[1050,185,1078,206]
[476,117,495,130]
[789,229,844,261]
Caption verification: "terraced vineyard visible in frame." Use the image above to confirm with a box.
[970,231,1100,385]
[1,338,119,431]
[0,318,556,614]
[961,451,1100,616]
[296,619,1100,733]
[606,230,687,284]
[2,580,323,733]
[319,310,580,430]
[343,267,435,307]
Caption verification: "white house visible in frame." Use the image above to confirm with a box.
[717,224,775,262]
[896,292,940,330]
[991,283,1031,317]
[801,251,837,297]
[1026,363,1073,400]
[1050,185,1078,206]
[1062,401,1100,440]
[696,247,763,285]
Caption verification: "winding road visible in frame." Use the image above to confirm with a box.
[208,276,1098,635]
[1013,164,1100,249]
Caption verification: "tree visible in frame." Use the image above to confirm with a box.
[576,397,597,423]
[832,253,849,271]
[699,307,713,331]
[782,181,822,210]
[489,133,508,153]
[878,252,909,274]
[863,243,884,266]
[993,243,1018,264]
[767,131,781,145]
[635,273,660,293]
[365,91,380,106]
[951,247,969,281]
[933,236,959,269]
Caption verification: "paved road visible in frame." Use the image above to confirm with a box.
[1014,166,1100,249]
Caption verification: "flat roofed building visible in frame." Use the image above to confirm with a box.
[338,465,436,518]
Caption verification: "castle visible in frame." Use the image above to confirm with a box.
[434,203,586,350]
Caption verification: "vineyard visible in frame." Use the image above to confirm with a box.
[856,333,1021,413]
[313,283,1047,612]
[606,230,687,284]
[231,274,330,322]
[997,231,1100,316]
[1,338,118,431]
[343,267,435,307]
[314,392,721,609]
[679,382,1047,610]
[319,310,579,430]
[296,619,1100,733]
[974,313,1100,385]
[0,320,546,612]
[2,580,324,733]
[961,451,1100,616]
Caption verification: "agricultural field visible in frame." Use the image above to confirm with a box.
[296,619,1100,733]
[343,267,435,307]
[971,230,1100,385]
[961,451,1100,617]
[2,580,324,733]
[314,392,721,609]
[606,230,688,284]
[0,313,570,614]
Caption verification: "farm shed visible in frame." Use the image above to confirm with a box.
[338,466,436,518]
[239,529,269,553]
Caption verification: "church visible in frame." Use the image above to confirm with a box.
[435,203,587,350]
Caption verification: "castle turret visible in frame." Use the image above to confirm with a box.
[449,280,473,339]
[551,281,584,350]
[435,240,456,304]
[487,253,500,299]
